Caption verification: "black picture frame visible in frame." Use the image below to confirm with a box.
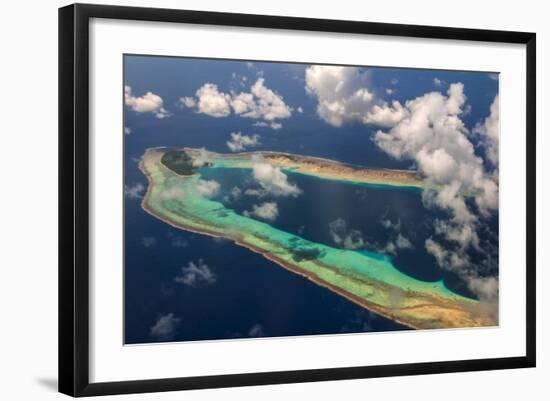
[59,3,536,397]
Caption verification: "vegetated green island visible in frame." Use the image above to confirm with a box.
[139,147,497,330]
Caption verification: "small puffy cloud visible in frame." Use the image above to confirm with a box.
[167,232,189,248]
[226,132,261,152]
[244,202,279,221]
[141,236,157,248]
[385,88,395,95]
[124,127,131,135]
[194,83,232,117]
[191,147,215,168]
[380,218,401,231]
[390,78,399,85]
[179,96,196,108]
[251,158,302,197]
[124,85,170,118]
[174,259,216,286]
[124,183,145,199]
[159,185,184,200]
[150,313,180,339]
[467,275,499,303]
[474,95,499,168]
[196,179,220,198]
[231,186,242,199]
[330,218,412,255]
[224,186,242,203]
[395,233,413,250]
[380,234,414,256]
[425,238,498,308]
[232,78,292,121]
[248,324,265,337]
[329,218,365,250]
[252,121,282,130]
[297,106,304,113]
[183,78,292,123]
[433,77,443,86]
[171,237,188,248]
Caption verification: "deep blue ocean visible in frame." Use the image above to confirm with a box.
[124,56,499,344]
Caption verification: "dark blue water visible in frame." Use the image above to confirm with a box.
[124,189,409,344]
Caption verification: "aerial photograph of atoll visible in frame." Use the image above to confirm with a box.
[124,55,499,344]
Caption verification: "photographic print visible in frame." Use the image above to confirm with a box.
[123,55,500,344]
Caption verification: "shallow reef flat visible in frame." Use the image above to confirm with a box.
[192,148,428,190]
[139,147,497,330]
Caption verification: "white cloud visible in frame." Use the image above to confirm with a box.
[329,218,365,250]
[167,232,189,248]
[425,238,498,306]
[380,218,401,231]
[124,85,170,118]
[174,259,216,286]
[243,188,264,197]
[467,275,499,303]
[231,92,255,114]
[390,78,399,85]
[244,202,279,221]
[231,186,242,198]
[305,65,375,127]
[425,238,468,270]
[305,65,410,128]
[297,106,304,113]
[373,83,498,235]
[194,83,232,117]
[226,131,261,152]
[191,148,214,168]
[252,121,283,130]
[385,88,395,95]
[159,185,184,200]
[248,324,265,337]
[364,101,409,127]
[250,157,302,197]
[184,78,292,123]
[232,78,292,121]
[223,186,242,203]
[474,95,499,168]
[330,218,413,255]
[141,236,157,248]
[433,77,443,86]
[150,313,180,339]
[179,96,196,108]
[124,182,145,199]
[196,179,220,198]
[124,127,131,135]
[395,233,413,250]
